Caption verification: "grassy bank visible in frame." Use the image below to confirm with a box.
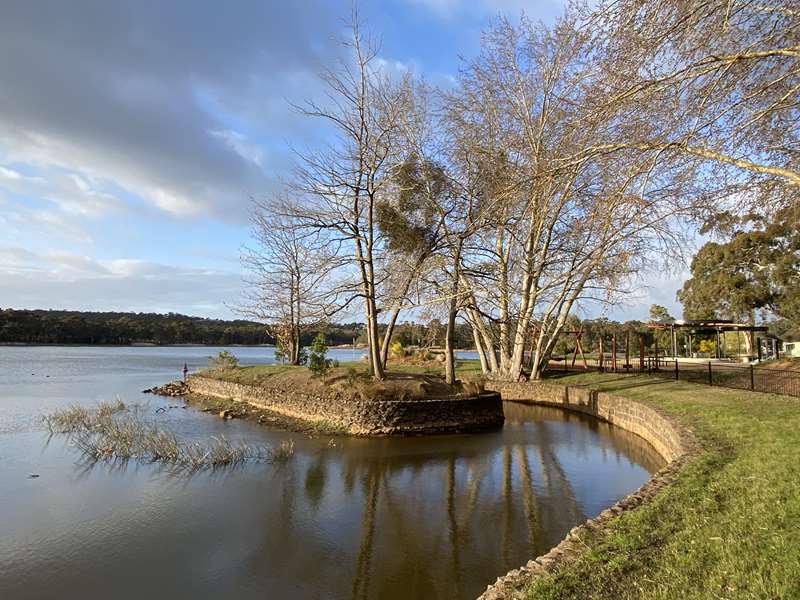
[525,372,800,600]
[198,360,485,401]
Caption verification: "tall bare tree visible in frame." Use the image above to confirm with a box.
[446,15,696,381]
[585,0,800,212]
[286,11,410,380]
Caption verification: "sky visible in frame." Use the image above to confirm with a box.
[0,0,686,322]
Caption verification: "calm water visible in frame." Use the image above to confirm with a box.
[0,346,663,600]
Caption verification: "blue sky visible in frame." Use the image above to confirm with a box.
[0,0,685,321]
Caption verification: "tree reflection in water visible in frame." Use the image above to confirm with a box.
[241,403,662,600]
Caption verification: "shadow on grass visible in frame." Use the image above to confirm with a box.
[544,371,675,393]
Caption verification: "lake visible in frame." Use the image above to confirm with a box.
[0,346,663,600]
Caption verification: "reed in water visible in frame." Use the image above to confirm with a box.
[44,399,294,471]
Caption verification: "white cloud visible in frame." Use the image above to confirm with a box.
[209,129,266,167]
[0,247,242,318]
[0,156,123,219]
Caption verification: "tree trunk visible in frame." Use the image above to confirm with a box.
[444,245,462,385]
[365,296,384,380]
[471,326,490,374]
[379,256,424,370]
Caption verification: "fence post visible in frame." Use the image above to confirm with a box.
[750,364,755,391]
[675,359,679,381]
[707,361,712,385]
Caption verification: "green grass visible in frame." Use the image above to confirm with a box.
[525,372,800,600]
[200,363,301,385]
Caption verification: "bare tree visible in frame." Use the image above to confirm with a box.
[285,10,410,380]
[445,14,696,381]
[584,0,800,212]
[240,196,340,365]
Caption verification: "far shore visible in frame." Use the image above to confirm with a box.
[0,342,276,348]
[0,342,478,351]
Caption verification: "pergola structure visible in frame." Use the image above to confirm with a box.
[647,319,772,360]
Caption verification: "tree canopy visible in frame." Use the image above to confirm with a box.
[678,207,800,323]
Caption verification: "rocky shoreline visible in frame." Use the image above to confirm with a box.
[143,380,189,396]
[142,380,347,434]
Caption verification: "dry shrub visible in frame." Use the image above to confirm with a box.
[349,380,426,402]
[460,375,487,396]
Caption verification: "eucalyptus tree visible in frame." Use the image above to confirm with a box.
[678,205,800,326]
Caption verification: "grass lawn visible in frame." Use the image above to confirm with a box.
[525,372,800,600]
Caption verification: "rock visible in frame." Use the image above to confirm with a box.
[144,380,189,397]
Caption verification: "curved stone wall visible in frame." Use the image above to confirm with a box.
[478,380,696,600]
[187,374,504,435]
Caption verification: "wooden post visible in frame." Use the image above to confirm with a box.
[612,334,617,372]
[579,337,588,368]
[571,330,579,367]
[639,335,645,371]
[599,337,604,371]
[654,336,659,369]
[625,331,631,370]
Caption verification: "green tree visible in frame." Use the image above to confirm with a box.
[649,305,675,323]
[308,333,331,378]
[678,207,800,323]
[208,350,239,369]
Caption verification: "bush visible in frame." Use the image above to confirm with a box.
[345,366,369,385]
[208,350,239,369]
[389,340,405,358]
[308,333,332,378]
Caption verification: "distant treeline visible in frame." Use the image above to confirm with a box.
[0,309,375,347]
[4,308,785,350]
[0,309,272,345]
[0,309,478,348]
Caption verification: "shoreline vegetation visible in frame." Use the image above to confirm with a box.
[521,372,800,599]
[44,399,295,470]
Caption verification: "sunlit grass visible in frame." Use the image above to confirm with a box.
[525,372,800,600]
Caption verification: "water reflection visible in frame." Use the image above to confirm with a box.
[1,343,663,600]
[231,403,663,600]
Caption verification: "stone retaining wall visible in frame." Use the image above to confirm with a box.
[187,374,504,435]
[490,381,685,462]
[478,380,696,600]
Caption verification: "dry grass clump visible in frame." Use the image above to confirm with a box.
[348,379,427,402]
[460,374,487,396]
[44,398,126,433]
[44,401,294,471]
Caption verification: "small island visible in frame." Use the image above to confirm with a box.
[186,362,504,436]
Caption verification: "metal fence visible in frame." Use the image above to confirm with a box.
[546,356,800,398]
